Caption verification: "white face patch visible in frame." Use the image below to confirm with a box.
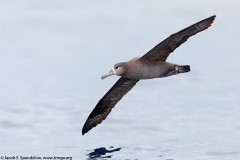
[112,67,116,74]
[175,67,179,73]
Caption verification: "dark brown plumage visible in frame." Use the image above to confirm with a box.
[82,77,138,134]
[139,15,215,63]
[82,15,216,135]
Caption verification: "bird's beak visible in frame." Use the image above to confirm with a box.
[101,69,114,80]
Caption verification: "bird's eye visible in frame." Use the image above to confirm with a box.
[114,67,119,69]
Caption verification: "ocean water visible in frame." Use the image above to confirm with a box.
[0,1,240,160]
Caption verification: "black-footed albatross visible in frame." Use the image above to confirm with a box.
[82,15,216,135]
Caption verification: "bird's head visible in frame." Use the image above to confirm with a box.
[101,62,127,80]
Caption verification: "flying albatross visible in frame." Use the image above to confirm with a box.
[82,15,216,135]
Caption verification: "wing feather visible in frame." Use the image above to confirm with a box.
[82,77,139,135]
[139,15,216,63]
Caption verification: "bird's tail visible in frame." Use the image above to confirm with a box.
[177,65,191,73]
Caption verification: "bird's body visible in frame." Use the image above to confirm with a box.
[118,57,187,80]
[82,15,216,135]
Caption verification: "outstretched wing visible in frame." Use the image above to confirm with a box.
[82,77,139,135]
[139,15,216,63]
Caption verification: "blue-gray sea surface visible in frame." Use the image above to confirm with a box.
[0,1,240,160]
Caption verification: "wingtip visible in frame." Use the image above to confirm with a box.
[206,15,216,23]
[199,15,216,29]
[82,129,86,135]
[207,15,216,26]
[82,118,97,135]
[82,123,90,136]
[210,15,216,21]
[82,128,89,136]
[211,15,216,20]
[209,15,216,27]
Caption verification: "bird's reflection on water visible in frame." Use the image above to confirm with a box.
[86,146,121,159]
